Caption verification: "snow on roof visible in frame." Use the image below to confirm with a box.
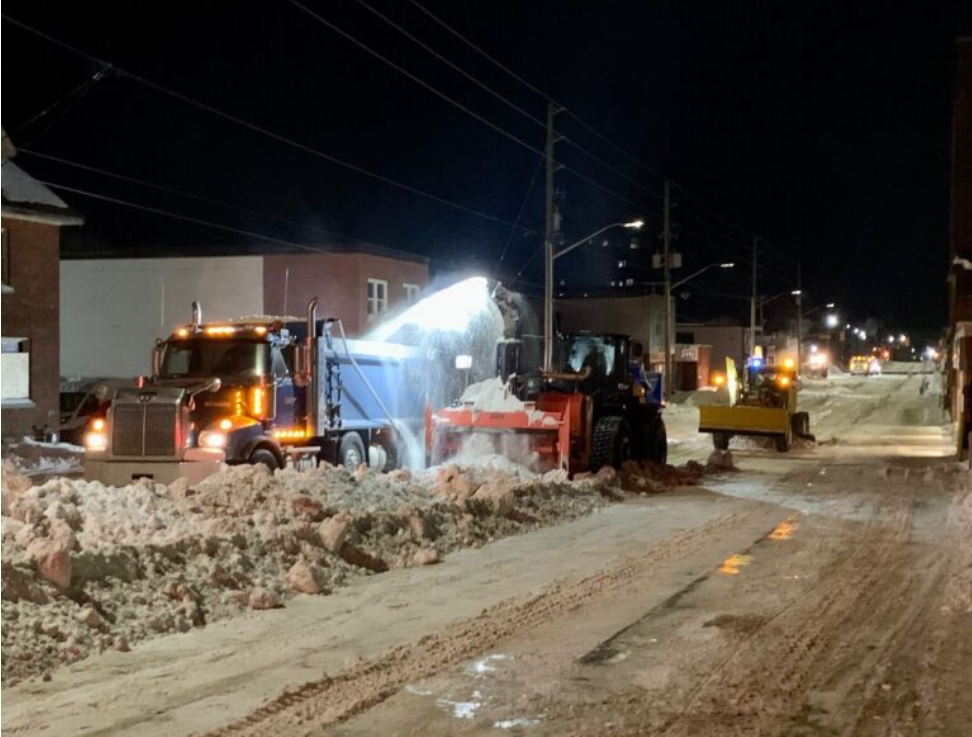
[1,158,83,225]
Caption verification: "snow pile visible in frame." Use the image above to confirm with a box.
[944,470,972,613]
[2,437,84,477]
[0,460,608,683]
[458,377,529,413]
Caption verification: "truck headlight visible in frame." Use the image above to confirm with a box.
[199,431,227,448]
[85,431,107,451]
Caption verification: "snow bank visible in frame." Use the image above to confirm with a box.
[1,443,717,683]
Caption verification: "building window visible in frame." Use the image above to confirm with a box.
[1,337,30,404]
[367,278,388,319]
[1,229,11,293]
[403,283,420,303]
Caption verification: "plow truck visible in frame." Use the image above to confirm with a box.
[430,332,667,474]
[84,299,425,486]
[698,361,812,452]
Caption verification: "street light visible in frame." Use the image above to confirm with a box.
[825,313,840,329]
[671,262,735,290]
[543,219,645,370]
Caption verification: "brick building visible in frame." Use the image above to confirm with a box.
[262,246,429,333]
[2,134,84,439]
[60,247,429,378]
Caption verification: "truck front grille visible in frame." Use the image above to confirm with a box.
[112,402,178,457]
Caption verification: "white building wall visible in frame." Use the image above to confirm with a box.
[60,257,264,378]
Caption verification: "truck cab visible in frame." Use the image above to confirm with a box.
[84,319,306,486]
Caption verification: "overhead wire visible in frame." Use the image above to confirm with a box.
[20,148,388,249]
[405,0,799,269]
[285,1,658,219]
[1,14,538,235]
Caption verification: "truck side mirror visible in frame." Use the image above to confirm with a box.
[151,340,163,377]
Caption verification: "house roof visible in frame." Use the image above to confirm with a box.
[1,158,84,226]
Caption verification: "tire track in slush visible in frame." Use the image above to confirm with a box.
[571,484,919,737]
[198,507,770,737]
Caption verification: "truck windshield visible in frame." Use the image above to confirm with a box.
[159,340,268,379]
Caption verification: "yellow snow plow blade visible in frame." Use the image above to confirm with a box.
[698,405,789,435]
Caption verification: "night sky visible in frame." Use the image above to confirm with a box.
[3,1,970,332]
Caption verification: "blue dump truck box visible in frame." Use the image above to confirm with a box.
[320,338,427,434]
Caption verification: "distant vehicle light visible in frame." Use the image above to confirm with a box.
[782,358,795,370]
[778,376,791,387]
[712,373,726,386]
[176,328,189,338]
[254,326,268,335]
[92,418,106,431]
[219,418,233,431]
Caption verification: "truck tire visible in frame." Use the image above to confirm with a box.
[339,432,366,471]
[248,447,281,471]
[775,429,793,452]
[589,416,631,472]
[712,433,731,451]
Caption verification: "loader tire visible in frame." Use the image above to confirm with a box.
[791,411,810,438]
[775,429,793,452]
[589,416,631,472]
[712,433,731,451]
[646,415,668,465]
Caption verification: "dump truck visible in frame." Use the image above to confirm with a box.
[698,362,811,452]
[84,299,425,485]
[430,332,667,474]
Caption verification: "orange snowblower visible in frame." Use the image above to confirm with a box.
[430,334,667,475]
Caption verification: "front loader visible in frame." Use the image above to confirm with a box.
[431,333,667,474]
[698,362,812,452]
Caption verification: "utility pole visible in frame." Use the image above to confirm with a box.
[750,236,758,358]
[542,102,562,372]
[663,180,673,398]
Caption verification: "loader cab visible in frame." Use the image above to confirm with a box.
[557,333,630,395]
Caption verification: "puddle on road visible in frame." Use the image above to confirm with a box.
[406,653,543,729]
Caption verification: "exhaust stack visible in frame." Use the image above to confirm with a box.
[191,301,202,332]
[306,298,319,437]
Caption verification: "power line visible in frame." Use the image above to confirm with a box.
[21,148,389,249]
[498,158,542,263]
[405,0,799,267]
[42,179,495,276]
[2,14,537,235]
[285,1,657,219]
[353,0,665,205]
[407,0,669,186]
[42,181,330,253]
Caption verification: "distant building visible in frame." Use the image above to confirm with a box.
[675,323,752,378]
[556,294,669,368]
[2,133,84,440]
[60,246,429,378]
